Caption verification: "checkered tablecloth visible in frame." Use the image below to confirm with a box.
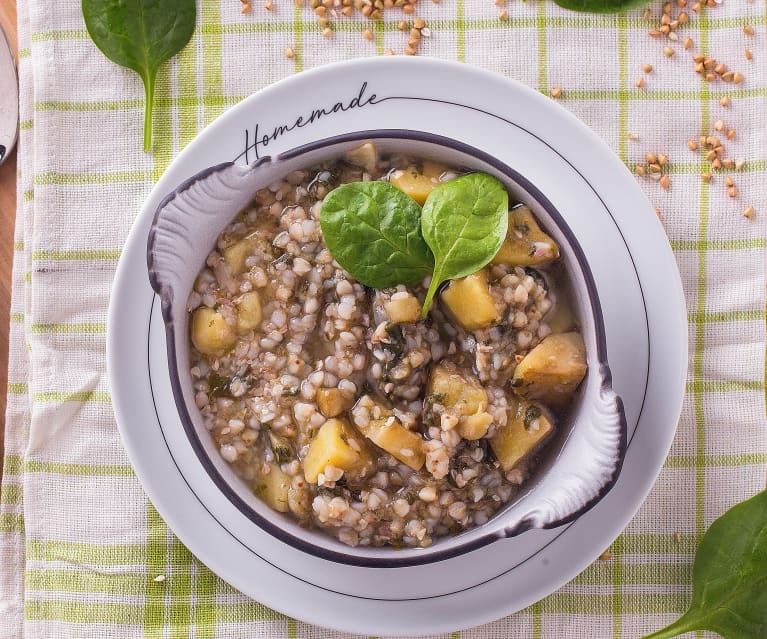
[1,0,766,637]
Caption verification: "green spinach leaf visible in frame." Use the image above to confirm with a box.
[420,173,508,316]
[640,489,767,639]
[553,0,650,14]
[319,181,434,288]
[82,0,197,151]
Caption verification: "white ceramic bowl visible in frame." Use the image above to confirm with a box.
[147,130,626,567]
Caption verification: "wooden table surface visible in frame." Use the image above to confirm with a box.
[0,0,17,476]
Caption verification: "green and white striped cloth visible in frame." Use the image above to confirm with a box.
[2,0,766,636]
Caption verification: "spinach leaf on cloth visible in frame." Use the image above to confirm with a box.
[420,173,508,316]
[82,0,197,151]
[319,181,435,288]
[553,0,651,14]
[640,489,767,639]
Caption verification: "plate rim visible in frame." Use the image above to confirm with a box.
[107,56,688,635]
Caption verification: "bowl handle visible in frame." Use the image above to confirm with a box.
[500,364,627,536]
[147,160,270,323]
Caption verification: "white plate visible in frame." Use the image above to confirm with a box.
[108,58,687,635]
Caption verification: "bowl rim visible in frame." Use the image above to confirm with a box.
[147,128,627,568]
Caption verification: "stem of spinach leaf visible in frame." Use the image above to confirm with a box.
[143,72,155,152]
[640,615,698,639]
[421,267,445,318]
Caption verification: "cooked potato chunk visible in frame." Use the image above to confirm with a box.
[344,142,378,173]
[390,166,440,205]
[511,332,587,405]
[235,291,262,333]
[427,363,488,416]
[384,294,421,323]
[363,419,425,470]
[421,160,449,179]
[254,464,291,512]
[458,411,494,440]
[491,206,560,267]
[355,399,425,470]
[546,293,576,334]
[191,307,237,355]
[223,232,262,275]
[302,418,375,483]
[317,388,354,418]
[441,270,500,331]
[490,398,555,471]
[426,362,494,440]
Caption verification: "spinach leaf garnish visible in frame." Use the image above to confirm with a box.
[82,0,196,151]
[319,172,508,317]
[319,181,434,288]
[640,489,767,639]
[553,0,650,13]
[420,173,508,316]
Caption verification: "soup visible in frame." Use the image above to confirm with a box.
[187,143,586,548]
